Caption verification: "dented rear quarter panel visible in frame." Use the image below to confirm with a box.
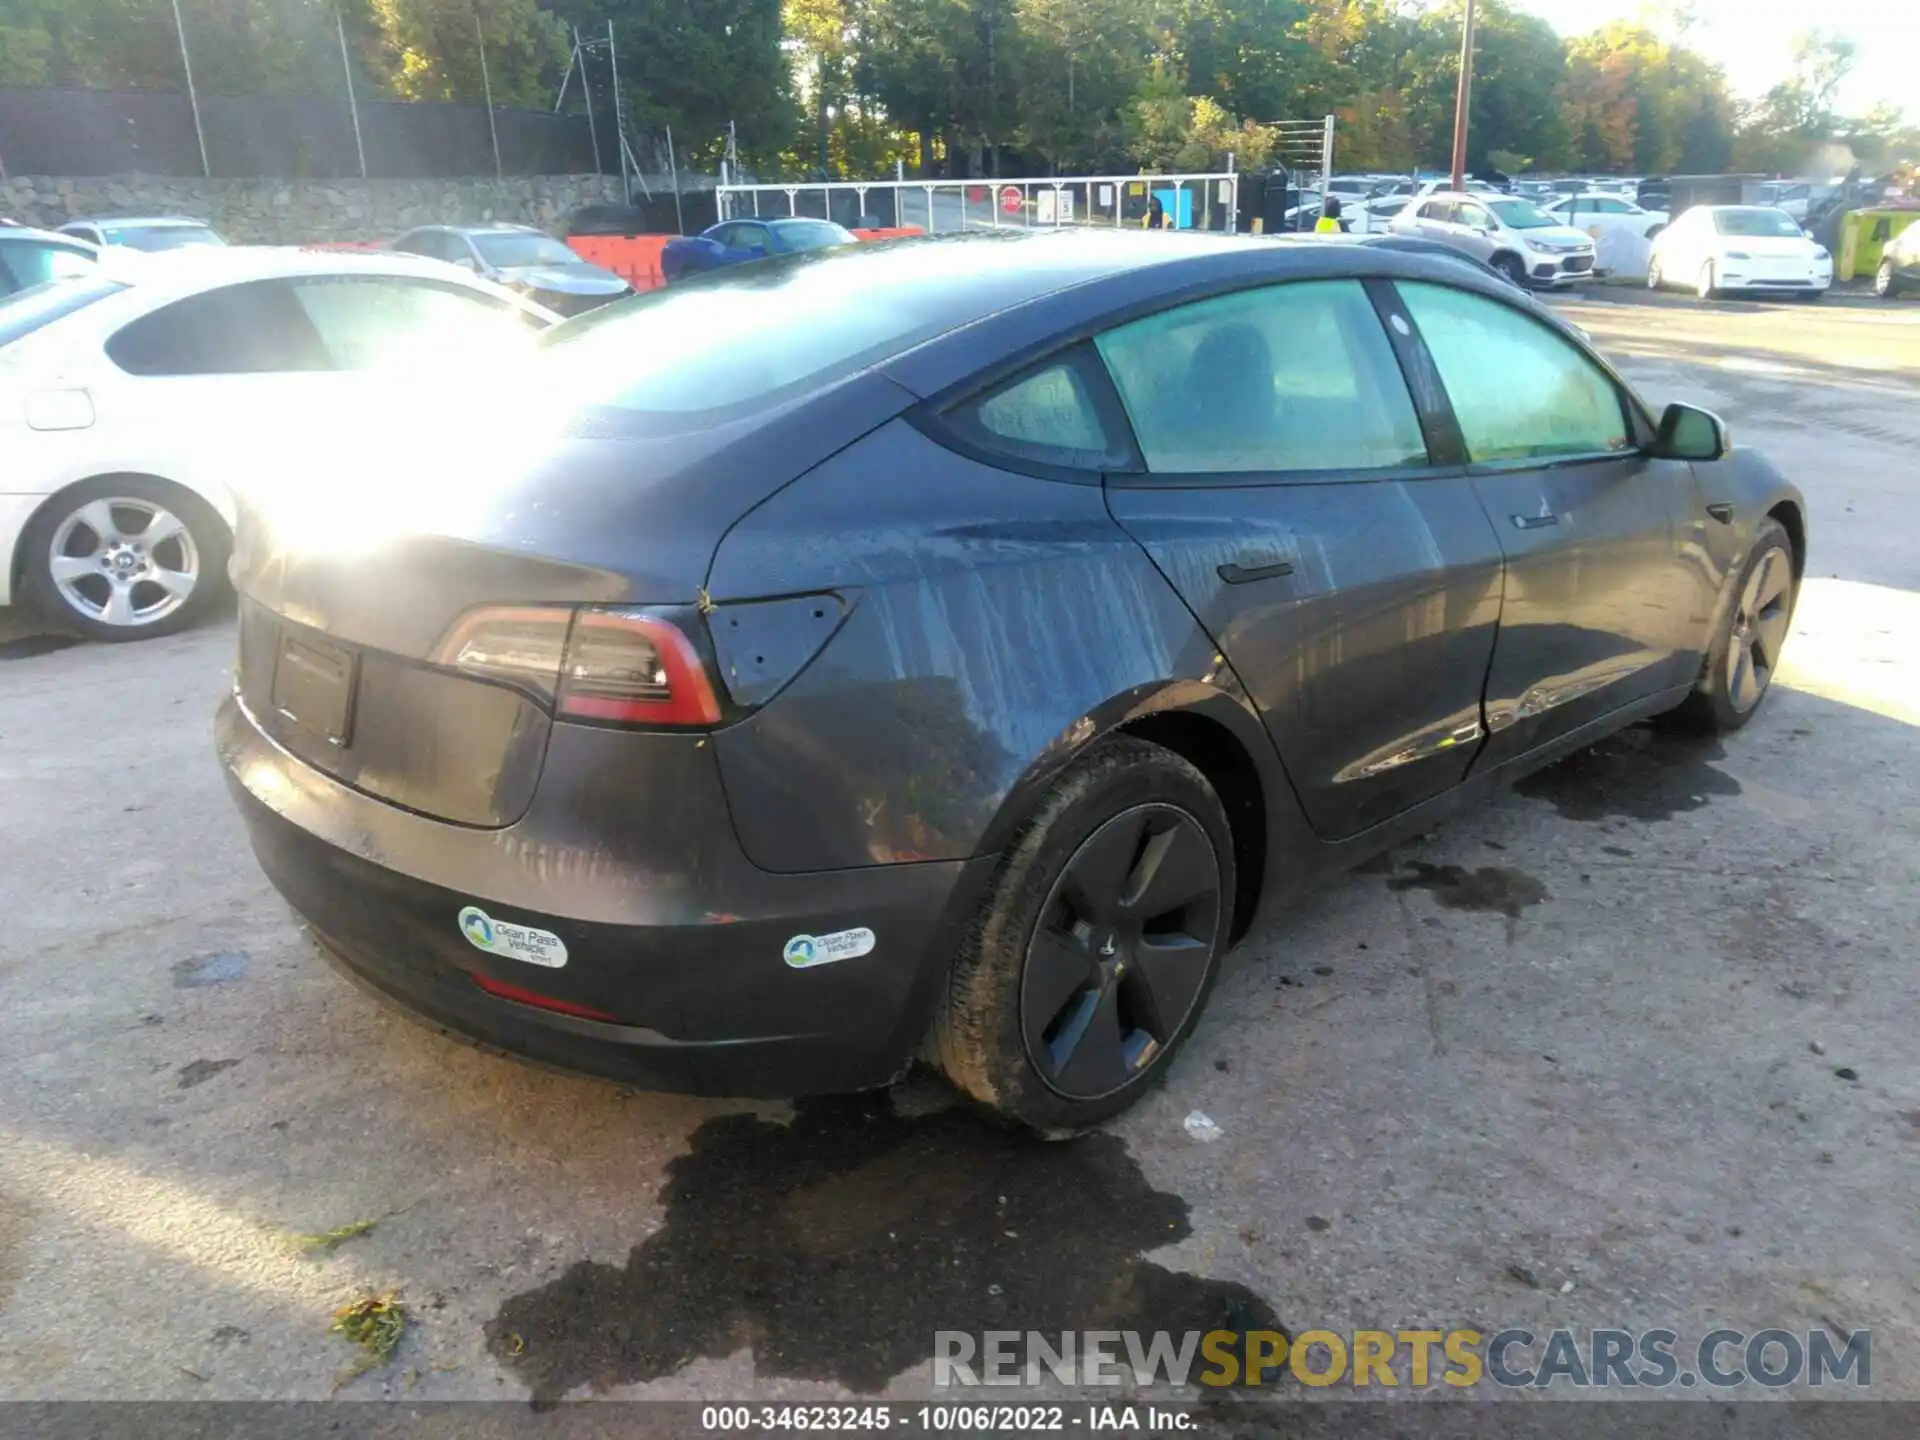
[704,420,1273,872]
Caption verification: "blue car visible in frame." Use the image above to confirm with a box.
[661,217,855,282]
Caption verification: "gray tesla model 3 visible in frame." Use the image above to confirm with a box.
[221,229,1806,1130]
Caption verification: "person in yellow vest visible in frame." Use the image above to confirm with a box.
[1315,196,1349,234]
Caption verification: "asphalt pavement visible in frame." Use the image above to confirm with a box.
[2,286,1917,1405]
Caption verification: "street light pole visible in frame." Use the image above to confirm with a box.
[1449,0,1478,192]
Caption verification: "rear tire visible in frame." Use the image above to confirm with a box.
[1697,262,1719,300]
[19,476,230,642]
[932,737,1236,1132]
[1647,256,1665,290]
[1665,519,1796,735]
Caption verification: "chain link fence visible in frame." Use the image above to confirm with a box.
[0,87,597,179]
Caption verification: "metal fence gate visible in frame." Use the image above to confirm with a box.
[716,171,1242,236]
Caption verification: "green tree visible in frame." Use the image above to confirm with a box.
[1733,29,1857,173]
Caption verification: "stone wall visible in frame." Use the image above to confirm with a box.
[0,174,626,243]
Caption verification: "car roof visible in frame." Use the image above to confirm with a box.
[90,244,498,288]
[0,225,95,247]
[416,222,546,236]
[845,229,1555,397]
[62,215,213,228]
[6,245,550,345]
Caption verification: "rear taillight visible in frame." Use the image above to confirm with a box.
[558,609,721,727]
[435,606,570,698]
[432,605,722,729]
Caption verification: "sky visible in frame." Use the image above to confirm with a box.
[1510,0,1917,114]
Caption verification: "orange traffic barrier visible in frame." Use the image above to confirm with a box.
[564,225,926,292]
[566,234,670,292]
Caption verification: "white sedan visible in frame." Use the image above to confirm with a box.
[1543,192,1669,242]
[0,248,555,640]
[1647,205,1833,301]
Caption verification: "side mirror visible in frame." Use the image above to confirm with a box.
[1653,402,1728,462]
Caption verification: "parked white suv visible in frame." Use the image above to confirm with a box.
[1388,191,1597,289]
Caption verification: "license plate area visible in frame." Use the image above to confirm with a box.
[272,631,358,748]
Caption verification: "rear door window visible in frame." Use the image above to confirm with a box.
[1397,281,1632,462]
[105,281,330,374]
[1093,279,1428,475]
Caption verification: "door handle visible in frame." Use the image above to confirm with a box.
[1218,559,1295,584]
[1705,502,1734,524]
[1510,512,1559,530]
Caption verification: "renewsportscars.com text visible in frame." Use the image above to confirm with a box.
[934,1327,1870,1389]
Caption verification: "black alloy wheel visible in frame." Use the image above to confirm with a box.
[932,736,1236,1131]
[1020,803,1223,1102]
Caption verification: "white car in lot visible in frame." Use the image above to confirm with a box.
[57,215,227,253]
[0,248,556,640]
[1543,192,1670,241]
[1647,205,1833,301]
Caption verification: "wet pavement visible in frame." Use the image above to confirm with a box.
[2,287,1917,1404]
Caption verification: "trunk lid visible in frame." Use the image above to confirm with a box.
[232,370,911,826]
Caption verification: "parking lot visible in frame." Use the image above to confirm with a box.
[2,284,1917,1406]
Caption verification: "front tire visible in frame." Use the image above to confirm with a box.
[1878,259,1902,299]
[1666,519,1796,734]
[1494,253,1528,289]
[932,737,1236,1131]
[1697,261,1719,300]
[18,476,230,642]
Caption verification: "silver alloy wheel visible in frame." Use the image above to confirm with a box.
[47,496,200,629]
[1726,546,1792,715]
[1647,257,1663,289]
[1878,259,1896,298]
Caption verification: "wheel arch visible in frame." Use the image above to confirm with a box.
[1767,499,1806,580]
[8,471,234,605]
[974,682,1279,944]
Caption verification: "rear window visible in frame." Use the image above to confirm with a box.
[1712,209,1802,238]
[105,224,225,252]
[0,276,127,349]
[532,242,1049,423]
[471,231,578,268]
[773,220,855,250]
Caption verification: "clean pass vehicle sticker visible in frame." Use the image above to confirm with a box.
[783,927,876,968]
[458,906,568,969]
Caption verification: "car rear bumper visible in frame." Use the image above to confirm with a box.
[219,693,994,1096]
